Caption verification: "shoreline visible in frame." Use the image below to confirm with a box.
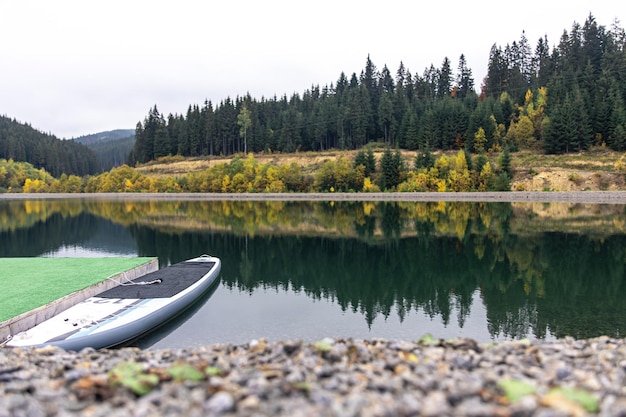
[1,336,625,416]
[3,191,626,204]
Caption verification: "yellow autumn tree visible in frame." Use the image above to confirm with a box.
[506,115,535,149]
[525,87,547,140]
[362,177,381,192]
[221,175,231,192]
[23,178,48,193]
[446,151,471,191]
[474,127,487,153]
[478,161,494,191]
[231,172,251,192]
[397,171,429,192]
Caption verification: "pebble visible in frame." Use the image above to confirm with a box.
[1,336,626,416]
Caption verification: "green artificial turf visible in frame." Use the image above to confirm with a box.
[0,257,156,322]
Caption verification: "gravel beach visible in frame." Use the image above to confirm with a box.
[2,336,625,417]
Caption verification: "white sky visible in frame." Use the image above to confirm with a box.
[0,1,623,139]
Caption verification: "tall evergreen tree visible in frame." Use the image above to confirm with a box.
[354,146,376,177]
[361,55,380,139]
[202,100,216,156]
[378,148,403,190]
[455,54,475,99]
[378,94,394,144]
[414,142,435,170]
[437,57,453,98]
[534,35,553,87]
[132,122,145,165]
[485,45,507,97]
[153,122,170,159]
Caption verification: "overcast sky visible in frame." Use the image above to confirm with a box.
[0,1,623,139]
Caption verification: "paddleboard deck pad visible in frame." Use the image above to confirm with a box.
[6,254,221,351]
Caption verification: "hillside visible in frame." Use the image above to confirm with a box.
[0,115,99,176]
[135,148,626,192]
[511,150,626,191]
[75,129,135,171]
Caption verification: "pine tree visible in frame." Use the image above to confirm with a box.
[437,57,453,98]
[534,35,553,88]
[202,100,216,156]
[414,142,434,170]
[485,45,507,97]
[365,146,376,176]
[404,112,419,150]
[361,55,380,139]
[153,123,170,159]
[456,54,475,99]
[132,122,145,165]
[354,146,376,177]
[500,146,512,177]
[140,106,161,162]
[378,94,394,144]
[378,148,393,190]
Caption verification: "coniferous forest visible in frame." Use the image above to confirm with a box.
[0,116,99,176]
[131,14,626,164]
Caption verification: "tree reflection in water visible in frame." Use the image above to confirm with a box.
[1,198,625,340]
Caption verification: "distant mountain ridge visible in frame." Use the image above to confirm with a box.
[74,129,135,145]
[75,129,135,171]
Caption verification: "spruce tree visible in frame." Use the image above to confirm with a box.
[378,148,393,190]
[456,54,475,99]
[365,146,376,176]
[153,123,170,159]
[437,57,453,98]
[500,146,512,177]
[354,146,376,177]
[414,142,434,170]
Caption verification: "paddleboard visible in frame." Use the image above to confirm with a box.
[6,254,221,351]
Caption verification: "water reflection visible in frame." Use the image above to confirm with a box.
[127,277,222,349]
[1,198,625,343]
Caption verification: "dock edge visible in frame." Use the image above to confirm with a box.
[0,258,159,343]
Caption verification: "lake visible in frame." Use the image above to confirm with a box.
[1,196,625,348]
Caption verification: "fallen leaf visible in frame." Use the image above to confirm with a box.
[540,391,586,417]
[497,379,536,403]
[547,387,599,413]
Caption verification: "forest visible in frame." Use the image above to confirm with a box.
[0,116,99,176]
[132,14,626,163]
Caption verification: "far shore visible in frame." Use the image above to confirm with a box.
[3,191,626,204]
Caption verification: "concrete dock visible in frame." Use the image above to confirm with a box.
[0,257,158,343]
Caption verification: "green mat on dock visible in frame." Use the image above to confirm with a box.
[0,257,155,322]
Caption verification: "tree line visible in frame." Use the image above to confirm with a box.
[0,116,100,176]
[131,14,625,164]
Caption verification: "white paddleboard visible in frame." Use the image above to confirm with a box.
[7,254,221,350]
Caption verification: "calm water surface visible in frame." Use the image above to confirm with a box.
[1,197,625,348]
